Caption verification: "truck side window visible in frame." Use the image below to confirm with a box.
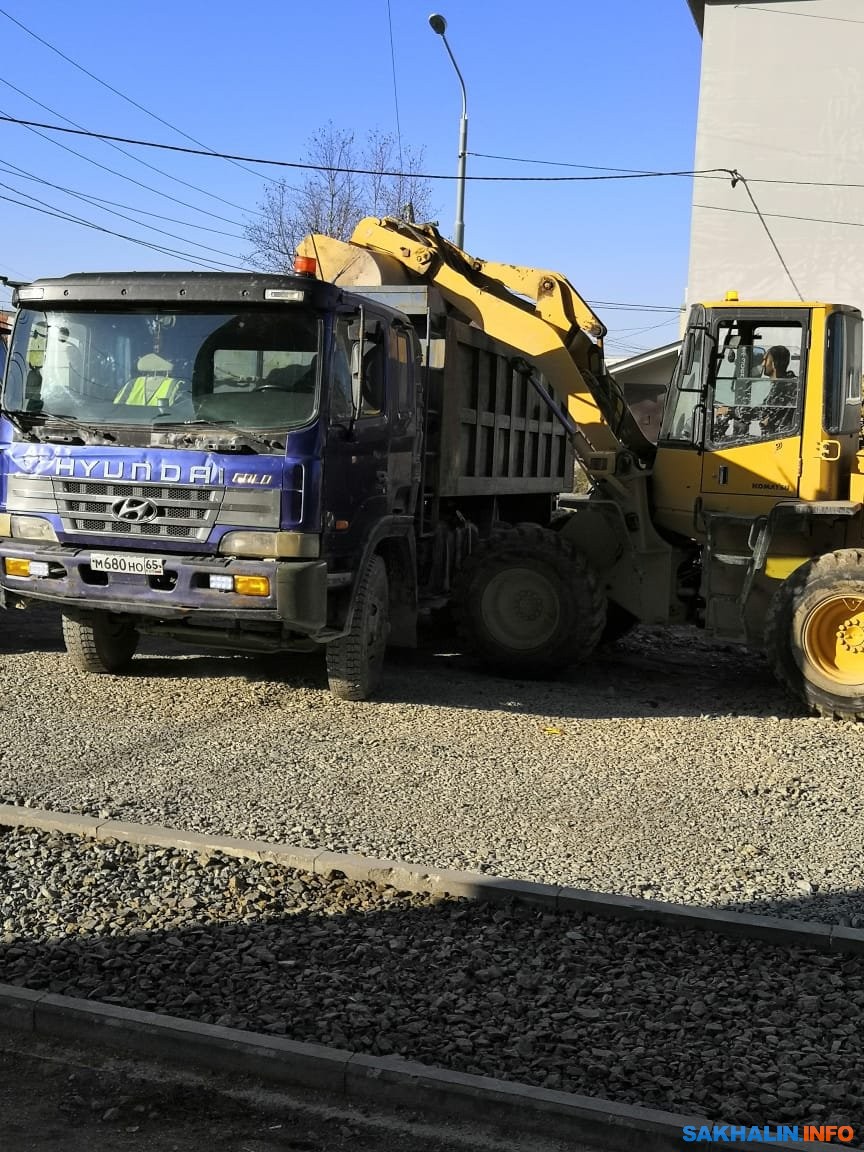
[359,329,385,418]
[388,326,413,415]
[331,320,354,422]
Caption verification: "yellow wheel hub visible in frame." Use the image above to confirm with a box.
[802,595,864,684]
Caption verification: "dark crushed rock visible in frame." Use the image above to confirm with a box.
[1,826,863,1136]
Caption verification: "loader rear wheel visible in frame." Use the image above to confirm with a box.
[326,554,389,701]
[62,611,139,674]
[765,548,864,720]
[453,523,605,677]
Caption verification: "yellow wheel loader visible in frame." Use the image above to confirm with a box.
[300,218,864,719]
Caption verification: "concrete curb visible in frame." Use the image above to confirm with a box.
[1,803,861,954]
[0,985,838,1152]
[0,806,850,1150]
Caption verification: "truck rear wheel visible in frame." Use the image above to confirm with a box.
[765,549,864,720]
[326,554,390,701]
[453,523,605,677]
[62,611,139,674]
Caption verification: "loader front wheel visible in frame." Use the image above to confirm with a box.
[453,523,605,677]
[765,548,864,720]
[326,554,389,701]
[62,611,139,674]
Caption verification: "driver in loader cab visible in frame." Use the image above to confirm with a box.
[714,344,798,441]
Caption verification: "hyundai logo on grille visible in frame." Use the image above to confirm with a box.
[111,496,159,523]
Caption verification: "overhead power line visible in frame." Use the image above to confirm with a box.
[739,5,864,24]
[0,5,286,190]
[694,202,864,231]
[0,160,245,238]
[468,150,718,178]
[0,188,248,271]
[0,75,259,217]
[587,300,682,313]
[729,170,803,301]
[0,105,244,228]
[0,113,735,183]
[385,0,404,176]
[0,165,246,262]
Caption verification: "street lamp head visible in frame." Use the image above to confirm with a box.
[428,13,447,35]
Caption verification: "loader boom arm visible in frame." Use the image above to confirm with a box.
[299,217,655,475]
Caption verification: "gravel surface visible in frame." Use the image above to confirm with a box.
[1,827,863,1135]
[1,604,864,924]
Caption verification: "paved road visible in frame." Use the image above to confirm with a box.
[0,1032,594,1152]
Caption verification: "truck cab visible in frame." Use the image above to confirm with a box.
[0,270,426,692]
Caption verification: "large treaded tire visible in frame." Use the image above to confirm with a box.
[326,554,389,701]
[61,612,139,674]
[764,548,864,720]
[452,522,605,678]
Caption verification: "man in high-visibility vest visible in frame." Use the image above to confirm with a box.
[114,353,186,406]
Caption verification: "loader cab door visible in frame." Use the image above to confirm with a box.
[651,305,712,537]
[700,312,807,515]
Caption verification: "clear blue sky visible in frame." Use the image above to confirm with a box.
[0,0,702,358]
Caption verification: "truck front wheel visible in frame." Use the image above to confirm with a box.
[326,554,390,701]
[765,548,864,720]
[453,523,605,677]
[62,611,139,674]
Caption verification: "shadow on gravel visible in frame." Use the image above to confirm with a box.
[1,603,807,722]
[0,605,64,655]
[1,834,864,1138]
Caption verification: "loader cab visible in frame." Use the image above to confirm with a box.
[651,300,863,540]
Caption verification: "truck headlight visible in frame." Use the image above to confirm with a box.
[10,515,58,542]
[217,530,319,558]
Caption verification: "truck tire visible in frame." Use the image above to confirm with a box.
[61,612,139,674]
[452,523,605,677]
[765,549,864,720]
[326,554,390,701]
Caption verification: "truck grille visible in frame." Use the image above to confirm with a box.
[54,479,223,542]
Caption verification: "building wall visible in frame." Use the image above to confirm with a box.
[687,0,864,308]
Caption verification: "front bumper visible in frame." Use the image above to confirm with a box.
[0,540,328,633]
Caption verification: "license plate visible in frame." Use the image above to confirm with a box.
[89,552,164,576]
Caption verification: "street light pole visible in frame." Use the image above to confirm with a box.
[428,13,467,250]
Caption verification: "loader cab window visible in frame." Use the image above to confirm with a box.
[709,321,803,445]
[824,310,862,436]
[659,310,707,444]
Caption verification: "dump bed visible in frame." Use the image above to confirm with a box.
[356,285,572,498]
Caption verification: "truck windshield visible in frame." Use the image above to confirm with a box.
[3,308,321,431]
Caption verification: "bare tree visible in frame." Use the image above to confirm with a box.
[244,123,435,273]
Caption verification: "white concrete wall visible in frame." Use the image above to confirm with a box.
[688,0,864,308]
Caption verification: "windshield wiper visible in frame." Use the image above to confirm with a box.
[152,420,282,454]
[0,407,40,441]
[1,408,116,444]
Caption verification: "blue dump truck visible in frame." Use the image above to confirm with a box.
[0,234,610,699]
